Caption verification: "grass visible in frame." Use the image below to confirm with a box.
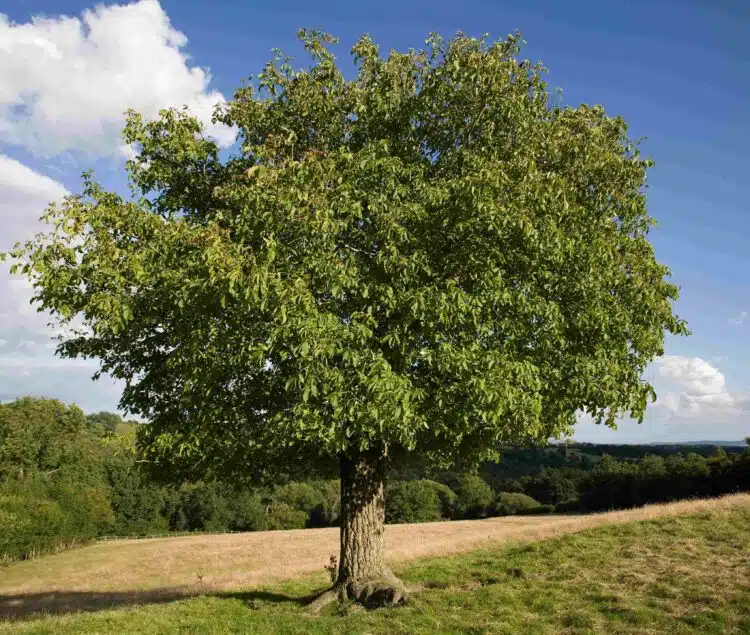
[1,494,749,634]
[2,496,746,598]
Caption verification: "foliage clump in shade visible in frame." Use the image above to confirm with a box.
[3,28,688,605]
[493,491,541,516]
[453,473,494,518]
[385,480,443,524]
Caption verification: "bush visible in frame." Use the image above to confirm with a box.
[266,502,308,530]
[174,482,231,531]
[518,503,555,515]
[53,481,115,536]
[554,499,580,513]
[0,491,72,562]
[493,492,541,516]
[308,480,340,527]
[273,482,325,515]
[386,480,442,524]
[423,480,457,519]
[522,468,578,505]
[228,491,268,532]
[453,474,493,519]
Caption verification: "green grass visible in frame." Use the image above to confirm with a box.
[2,505,749,634]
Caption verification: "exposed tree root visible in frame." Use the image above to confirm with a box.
[308,570,408,615]
[308,586,344,615]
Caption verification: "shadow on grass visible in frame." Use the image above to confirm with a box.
[0,587,319,621]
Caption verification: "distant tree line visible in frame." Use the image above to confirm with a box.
[1,397,748,563]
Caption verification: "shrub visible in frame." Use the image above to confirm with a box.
[0,492,71,562]
[228,491,268,532]
[554,499,580,513]
[423,480,457,519]
[516,504,554,515]
[453,474,493,519]
[273,482,325,515]
[266,502,308,530]
[493,492,541,516]
[385,480,442,524]
[522,468,578,505]
[175,482,231,531]
[308,480,340,527]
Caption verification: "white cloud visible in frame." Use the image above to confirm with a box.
[654,355,749,418]
[0,154,68,336]
[0,154,68,251]
[729,311,747,326]
[0,353,123,413]
[0,0,237,416]
[0,0,235,158]
[0,156,122,413]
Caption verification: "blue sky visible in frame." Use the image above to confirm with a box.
[0,0,747,442]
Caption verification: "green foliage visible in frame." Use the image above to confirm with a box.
[273,482,325,514]
[0,475,110,562]
[105,453,169,536]
[520,468,579,505]
[227,491,268,532]
[0,398,105,484]
[385,480,442,524]
[453,474,493,519]
[493,491,541,516]
[171,482,232,532]
[307,479,341,527]
[518,503,555,515]
[86,411,123,436]
[266,502,308,530]
[0,490,67,563]
[3,30,686,486]
[554,499,581,513]
[422,479,457,519]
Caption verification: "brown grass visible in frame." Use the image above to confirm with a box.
[2,493,748,601]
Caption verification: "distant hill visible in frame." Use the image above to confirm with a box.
[641,440,747,447]
[561,440,748,448]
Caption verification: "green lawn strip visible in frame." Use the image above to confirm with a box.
[2,506,749,634]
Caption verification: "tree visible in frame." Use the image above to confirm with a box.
[494,491,541,515]
[4,29,687,610]
[522,468,578,505]
[453,474,494,518]
[0,398,105,484]
[86,411,123,436]
[273,482,325,519]
[385,480,442,523]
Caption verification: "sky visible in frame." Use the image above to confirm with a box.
[0,0,748,443]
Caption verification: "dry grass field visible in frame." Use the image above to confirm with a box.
[2,494,748,612]
[1,494,749,633]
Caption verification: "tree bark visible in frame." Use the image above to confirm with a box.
[309,445,407,613]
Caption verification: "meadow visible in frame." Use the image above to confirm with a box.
[2,493,749,634]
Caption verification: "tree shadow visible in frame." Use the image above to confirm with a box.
[0,587,319,622]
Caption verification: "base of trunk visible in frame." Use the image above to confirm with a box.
[308,570,408,614]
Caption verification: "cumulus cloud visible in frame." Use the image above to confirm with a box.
[0,154,68,336]
[0,154,68,250]
[0,155,121,413]
[0,0,241,414]
[654,355,749,418]
[0,0,235,158]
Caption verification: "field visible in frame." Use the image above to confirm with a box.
[1,493,749,633]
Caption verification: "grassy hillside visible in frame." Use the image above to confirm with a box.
[1,494,749,634]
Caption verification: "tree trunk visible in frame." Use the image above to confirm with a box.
[309,446,407,613]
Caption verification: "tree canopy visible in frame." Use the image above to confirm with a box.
[6,30,686,486]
